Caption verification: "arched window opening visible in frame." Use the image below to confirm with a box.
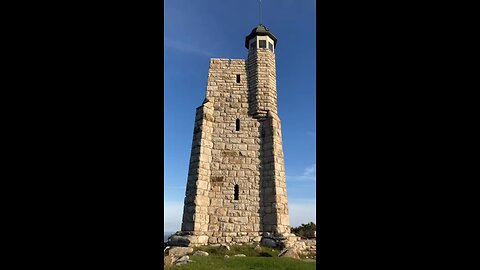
[236,119,240,131]
[234,184,239,201]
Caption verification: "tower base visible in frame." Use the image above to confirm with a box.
[166,230,307,253]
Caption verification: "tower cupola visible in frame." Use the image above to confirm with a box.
[245,24,277,52]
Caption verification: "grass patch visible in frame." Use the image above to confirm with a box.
[164,256,316,270]
[191,244,279,257]
[165,244,316,269]
[258,252,272,257]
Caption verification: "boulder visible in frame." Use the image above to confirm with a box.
[261,238,277,247]
[224,255,230,259]
[304,239,316,246]
[168,247,193,257]
[294,241,306,250]
[169,235,191,247]
[254,245,262,252]
[164,255,176,266]
[193,251,209,256]
[175,255,193,266]
[279,248,300,259]
[175,255,189,264]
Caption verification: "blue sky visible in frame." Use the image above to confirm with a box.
[164,0,316,232]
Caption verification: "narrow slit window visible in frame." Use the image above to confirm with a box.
[234,184,239,200]
[236,74,240,83]
[268,42,273,52]
[250,41,256,49]
[259,40,266,48]
[236,119,240,131]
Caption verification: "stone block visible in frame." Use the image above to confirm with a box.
[230,216,248,224]
[218,216,228,222]
[208,224,219,231]
[210,198,223,207]
[193,251,209,256]
[220,223,235,232]
[197,235,209,244]
[168,247,193,257]
[168,235,190,247]
[236,236,249,243]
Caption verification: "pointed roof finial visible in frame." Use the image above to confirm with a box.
[259,0,263,25]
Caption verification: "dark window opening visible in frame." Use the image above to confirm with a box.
[236,118,240,131]
[236,74,240,83]
[259,40,266,48]
[234,184,239,200]
[268,42,273,51]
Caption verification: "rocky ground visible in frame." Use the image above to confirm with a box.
[164,239,316,267]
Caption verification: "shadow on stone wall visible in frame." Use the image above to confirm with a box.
[258,119,266,234]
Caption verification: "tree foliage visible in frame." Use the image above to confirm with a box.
[291,222,316,238]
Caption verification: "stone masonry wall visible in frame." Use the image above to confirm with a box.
[205,58,263,244]
[247,48,278,118]
[179,48,291,247]
[181,100,214,235]
[261,111,290,235]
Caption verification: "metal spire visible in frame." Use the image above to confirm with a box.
[259,0,263,25]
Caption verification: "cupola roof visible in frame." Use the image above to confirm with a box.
[244,24,277,49]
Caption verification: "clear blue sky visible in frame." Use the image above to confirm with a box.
[164,0,316,232]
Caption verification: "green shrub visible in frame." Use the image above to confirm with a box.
[291,222,316,238]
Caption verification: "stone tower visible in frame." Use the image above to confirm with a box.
[174,25,298,247]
